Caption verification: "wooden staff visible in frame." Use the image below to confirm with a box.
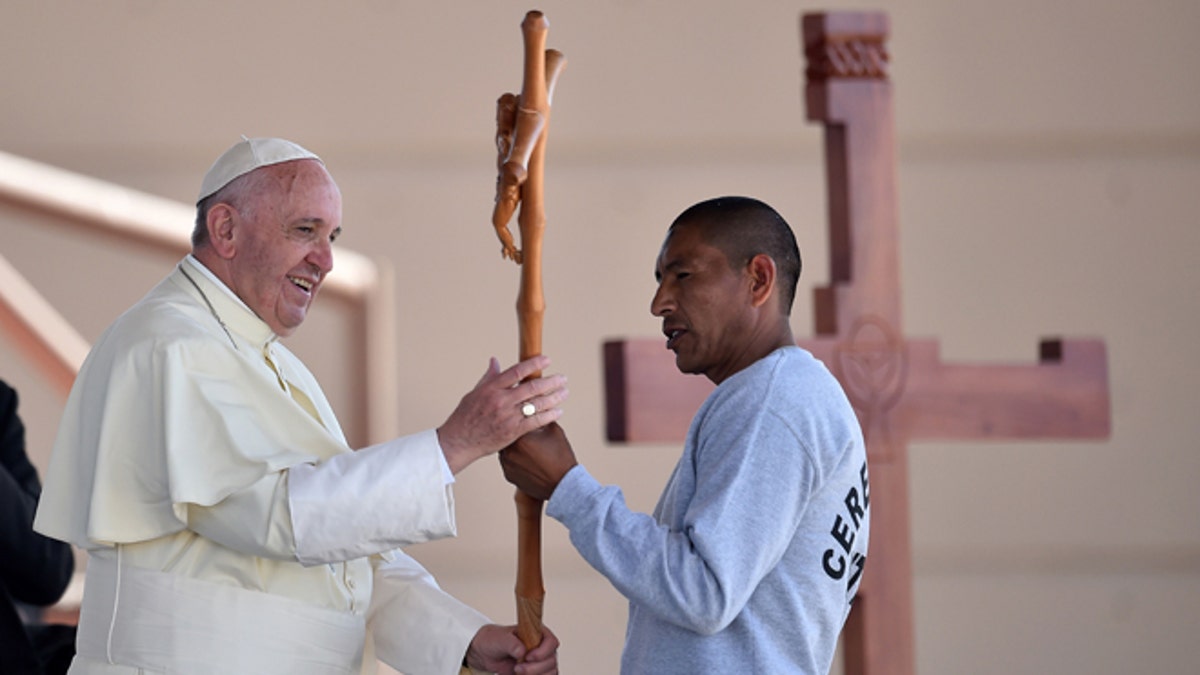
[490,9,566,651]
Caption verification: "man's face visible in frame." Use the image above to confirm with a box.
[651,223,755,384]
[227,160,343,337]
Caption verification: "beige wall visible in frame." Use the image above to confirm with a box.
[3,1,1199,673]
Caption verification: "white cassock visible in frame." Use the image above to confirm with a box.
[34,255,489,675]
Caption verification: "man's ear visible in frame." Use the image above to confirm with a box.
[747,253,777,309]
[206,203,238,260]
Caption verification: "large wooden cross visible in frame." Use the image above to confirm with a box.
[601,12,1110,675]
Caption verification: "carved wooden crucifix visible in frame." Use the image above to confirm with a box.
[602,11,1110,675]
[491,9,566,651]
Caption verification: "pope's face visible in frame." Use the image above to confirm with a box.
[227,160,343,337]
[651,224,756,384]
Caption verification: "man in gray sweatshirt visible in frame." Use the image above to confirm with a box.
[501,195,870,673]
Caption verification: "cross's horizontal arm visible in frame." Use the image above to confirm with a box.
[603,337,1109,444]
[897,338,1110,441]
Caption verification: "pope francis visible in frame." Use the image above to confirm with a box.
[34,137,565,675]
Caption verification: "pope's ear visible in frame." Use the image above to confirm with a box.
[205,203,238,259]
[747,253,777,309]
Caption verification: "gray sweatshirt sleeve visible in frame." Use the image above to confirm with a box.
[546,403,818,635]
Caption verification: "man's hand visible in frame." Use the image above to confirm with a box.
[438,355,568,475]
[499,422,577,501]
[464,623,559,675]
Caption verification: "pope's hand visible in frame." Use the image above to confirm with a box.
[438,355,568,474]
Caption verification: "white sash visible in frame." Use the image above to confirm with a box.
[74,551,366,674]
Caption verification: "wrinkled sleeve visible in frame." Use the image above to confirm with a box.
[187,429,458,564]
[548,405,818,635]
[182,469,296,560]
[287,429,456,565]
[367,552,489,675]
